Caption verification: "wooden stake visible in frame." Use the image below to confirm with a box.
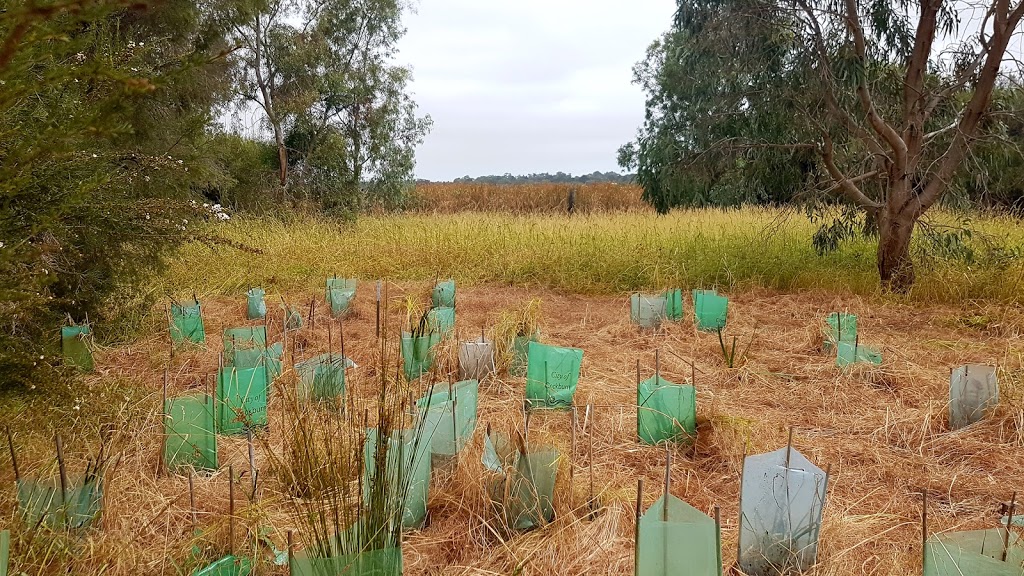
[228,465,235,556]
[188,470,196,532]
[376,280,381,339]
[6,426,19,482]
[737,444,748,565]
[655,349,660,381]
[921,490,928,571]
[785,427,794,470]
[714,504,723,576]
[634,478,643,575]
[247,429,257,499]
[1003,491,1017,562]
[287,530,294,574]
[56,435,68,527]
[663,445,671,521]
[161,368,168,476]
[589,403,595,514]
[570,406,578,496]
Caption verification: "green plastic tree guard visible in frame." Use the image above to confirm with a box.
[823,313,857,352]
[0,529,8,576]
[738,447,828,575]
[217,366,269,435]
[631,294,667,328]
[326,278,357,317]
[171,300,206,344]
[525,341,583,409]
[191,556,252,576]
[637,494,722,576]
[290,547,402,576]
[664,289,684,321]
[362,428,433,529]
[246,288,267,320]
[949,364,999,429]
[924,529,1024,576]
[417,380,479,462]
[285,306,304,330]
[637,376,697,445]
[295,354,350,402]
[431,279,456,308]
[401,331,441,381]
[692,290,728,331]
[482,432,560,531]
[164,394,218,471]
[427,306,455,334]
[510,331,540,377]
[61,325,94,372]
[17,477,103,529]
[223,327,267,362]
[835,340,882,367]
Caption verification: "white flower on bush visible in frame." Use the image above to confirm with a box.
[217,212,230,221]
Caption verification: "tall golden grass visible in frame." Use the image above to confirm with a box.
[164,208,1024,306]
[409,182,647,214]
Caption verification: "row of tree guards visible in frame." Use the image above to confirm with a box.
[41,280,1018,575]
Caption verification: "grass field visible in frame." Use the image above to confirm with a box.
[166,206,1024,306]
[3,191,1024,575]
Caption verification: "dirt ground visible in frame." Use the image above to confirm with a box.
[11,283,1024,575]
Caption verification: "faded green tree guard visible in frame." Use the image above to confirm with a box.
[482,432,560,531]
[417,380,479,463]
[692,290,728,331]
[510,330,540,377]
[164,394,218,471]
[835,340,882,367]
[637,495,722,576]
[631,293,667,328]
[0,529,8,576]
[924,529,1024,576]
[823,313,857,352]
[191,555,252,576]
[663,289,684,321]
[427,306,455,334]
[326,278,358,317]
[290,546,402,576]
[61,325,94,372]
[217,366,269,435]
[738,447,828,575]
[171,300,206,344]
[363,428,433,529]
[949,365,999,429]
[525,341,583,409]
[18,477,103,529]
[246,288,267,320]
[637,376,696,444]
[295,354,350,402]
[401,330,441,381]
[432,279,456,308]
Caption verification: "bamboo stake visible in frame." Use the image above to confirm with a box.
[161,368,168,476]
[229,465,235,557]
[921,490,928,571]
[188,471,196,532]
[634,478,643,576]
[1003,491,1017,562]
[56,435,68,527]
[589,403,595,515]
[662,445,671,521]
[6,426,19,482]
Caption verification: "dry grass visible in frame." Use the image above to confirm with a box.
[2,282,1023,575]
[409,182,647,214]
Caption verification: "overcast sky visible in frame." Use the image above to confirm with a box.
[396,1,677,181]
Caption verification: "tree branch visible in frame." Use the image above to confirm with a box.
[820,132,883,208]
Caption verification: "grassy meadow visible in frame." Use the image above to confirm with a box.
[167,203,1024,306]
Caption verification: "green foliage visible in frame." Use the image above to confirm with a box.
[0,1,233,388]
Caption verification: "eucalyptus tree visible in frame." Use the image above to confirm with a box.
[622,0,1024,290]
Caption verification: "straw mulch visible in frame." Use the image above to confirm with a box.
[5,283,1022,576]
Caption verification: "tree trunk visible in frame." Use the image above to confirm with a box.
[273,122,288,189]
[877,208,916,292]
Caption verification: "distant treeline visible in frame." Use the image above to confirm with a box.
[423,171,636,185]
